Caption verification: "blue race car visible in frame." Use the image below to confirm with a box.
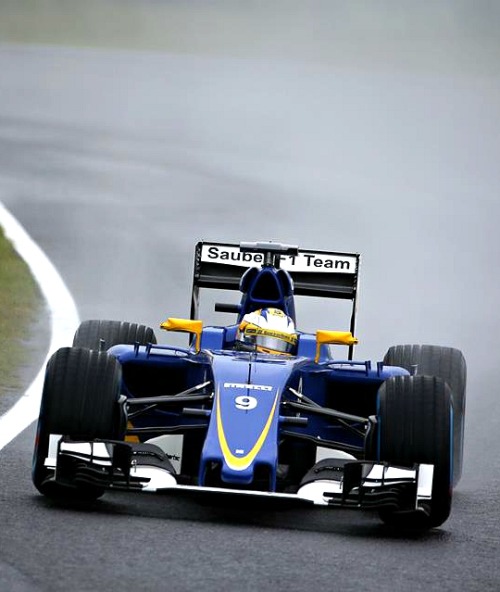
[32,241,466,530]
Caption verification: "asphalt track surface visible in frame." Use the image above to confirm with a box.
[1,29,500,592]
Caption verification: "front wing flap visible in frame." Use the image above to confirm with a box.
[51,438,433,513]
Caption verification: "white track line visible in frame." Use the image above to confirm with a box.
[0,201,79,451]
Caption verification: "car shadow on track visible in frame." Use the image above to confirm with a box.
[32,489,456,541]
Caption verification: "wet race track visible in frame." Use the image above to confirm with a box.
[1,4,500,590]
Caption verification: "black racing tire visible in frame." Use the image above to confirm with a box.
[32,347,124,501]
[73,320,157,350]
[383,344,466,485]
[376,375,453,530]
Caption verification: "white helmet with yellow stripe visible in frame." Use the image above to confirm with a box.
[236,308,298,355]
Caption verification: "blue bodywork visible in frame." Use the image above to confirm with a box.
[106,245,409,493]
[109,333,408,492]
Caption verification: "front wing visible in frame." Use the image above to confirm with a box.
[46,438,434,514]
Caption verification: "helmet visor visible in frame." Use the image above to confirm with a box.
[240,324,297,355]
[254,334,296,354]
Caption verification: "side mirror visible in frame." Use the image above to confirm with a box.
[315,330,358,363]
[160,318,203,352]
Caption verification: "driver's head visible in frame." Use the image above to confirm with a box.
[236,308,297,355]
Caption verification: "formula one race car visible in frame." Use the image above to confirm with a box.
[32,241,466,530]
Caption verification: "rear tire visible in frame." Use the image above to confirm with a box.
[376,375,453,530]
[73,320,157,350]
[32,347,124,501]
[383,344,466,485]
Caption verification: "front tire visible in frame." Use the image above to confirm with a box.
[375,375,453,530]
[32,347,124,501]
[384,344,466,485]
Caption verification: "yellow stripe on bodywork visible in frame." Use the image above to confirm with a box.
[216,389,279,471]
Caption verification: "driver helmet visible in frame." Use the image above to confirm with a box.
[236,308,298,355]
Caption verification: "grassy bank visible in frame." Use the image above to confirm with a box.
[0,226,44,398]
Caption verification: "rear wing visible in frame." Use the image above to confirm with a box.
[190,241,360,341]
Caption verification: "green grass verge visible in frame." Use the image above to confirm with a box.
[0,226,44,397]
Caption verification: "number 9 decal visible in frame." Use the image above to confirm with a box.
[235,395,258,411]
